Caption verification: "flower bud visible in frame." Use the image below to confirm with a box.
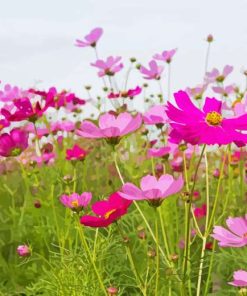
[17,245,31,257]
[107,286,118,296]
[206,34,214,42]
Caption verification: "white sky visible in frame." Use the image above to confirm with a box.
[1,0,247,104]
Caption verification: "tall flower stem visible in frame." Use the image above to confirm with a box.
[167,63,171,100]
[94,47,107,88]
[182,144,206,286]
[77,222,107,296]
[113,150,181,283]
[204,42,211,77]
[154,209,160,296]
[33,123,42,157]
[116,221,146,295]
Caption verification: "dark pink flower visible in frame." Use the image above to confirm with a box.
[119,174,183,207]
[75,27,103,48]
[108,86,142,99]
[66,144,87,161]
[76,112,142,144]
[80,192,132,228]
[0,128,28,157]
[166,90,247,146]
[91,56,123,77]
[211,215,247,247]
[229,270,247,287]
[193,204,206,219]
[60,192,92,212]
[153,48,177,63]
[140,60,164,80]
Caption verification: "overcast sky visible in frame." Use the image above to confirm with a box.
[1,0,247,103]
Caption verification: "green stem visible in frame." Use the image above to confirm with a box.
[182,144,206,284]
[78,223,107,295]
[155,209,159,296]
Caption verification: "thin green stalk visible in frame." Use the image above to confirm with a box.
[203,240,216,296]
[182,144,206,285]
[158,207,170,258]
[78,223,107,295]
[155,210,159,296]
[116,222,146,295]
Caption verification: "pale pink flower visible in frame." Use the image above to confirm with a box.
[212,85,235,97]
[186,84,207,100]
[91,56,123,77]
[75,27,103,48]
[76,112,142,144]
[119,174,183,207]
[140,60,164,80]
[211,215,247,247]
[205,65,233,83]
[143,105,168,125]
[153,48,177,63]
[229,270,247,287]
[147,147,170,158]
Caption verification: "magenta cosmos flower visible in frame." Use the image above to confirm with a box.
[205,65,233,83]
[140,60,164,80]
[147,147,170,158]
[60,192,92,212]
[211,215,247,247]
[229,270,247,287]
[80,192,132,227]
[153,48,177,64]
[119,174,184,207]
[17,245,31,257]
[0,128,28,157]
[108,86,142,99]
[1,97,52,122]
[76,112,142,145]
[75,27,103,48]
[66,144,87,161]
[91,56,123,77]
[143,105,168,126]
[166,90,247,146]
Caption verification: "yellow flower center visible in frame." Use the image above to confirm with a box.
[104,209,116,219]
[205,111,222,126]
[71,200,79,208]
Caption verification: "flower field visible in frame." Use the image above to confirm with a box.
[1,27,247,296]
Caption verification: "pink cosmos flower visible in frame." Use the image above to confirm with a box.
[17,245,31,257]
[108,86,142,99]
[171,156,183,172]
[205,65,233,83]
[0,83,31,102]
[234,95,247,116]
[193,204,207,219]
[140,60,164,80]
[211,215,247,247]
[91,56,123,77]
[119,174,183,207]
[75,27,103,48]
[153,48,177,63]
[1,97,52,122]
[76,112,142,145]
[60,192,92,212]
[80,192,132,228]
[24,123,49,138]
[66,144,87,161]
[32,152,56,166]
[166,90,247,146]
[143,105,168,126]
[229,270,247,287]
[0,128,28,157]
[212,85,235,97]
[186,84,207,100]
[147,147,170,158]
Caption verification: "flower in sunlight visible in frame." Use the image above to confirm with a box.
[80,192,132,227]
[166,90,247,146]
[75,27,103,48]
[60,192,92,212]
[205,65,233,83]
[211,215,247,247]
[119,174,183,207]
